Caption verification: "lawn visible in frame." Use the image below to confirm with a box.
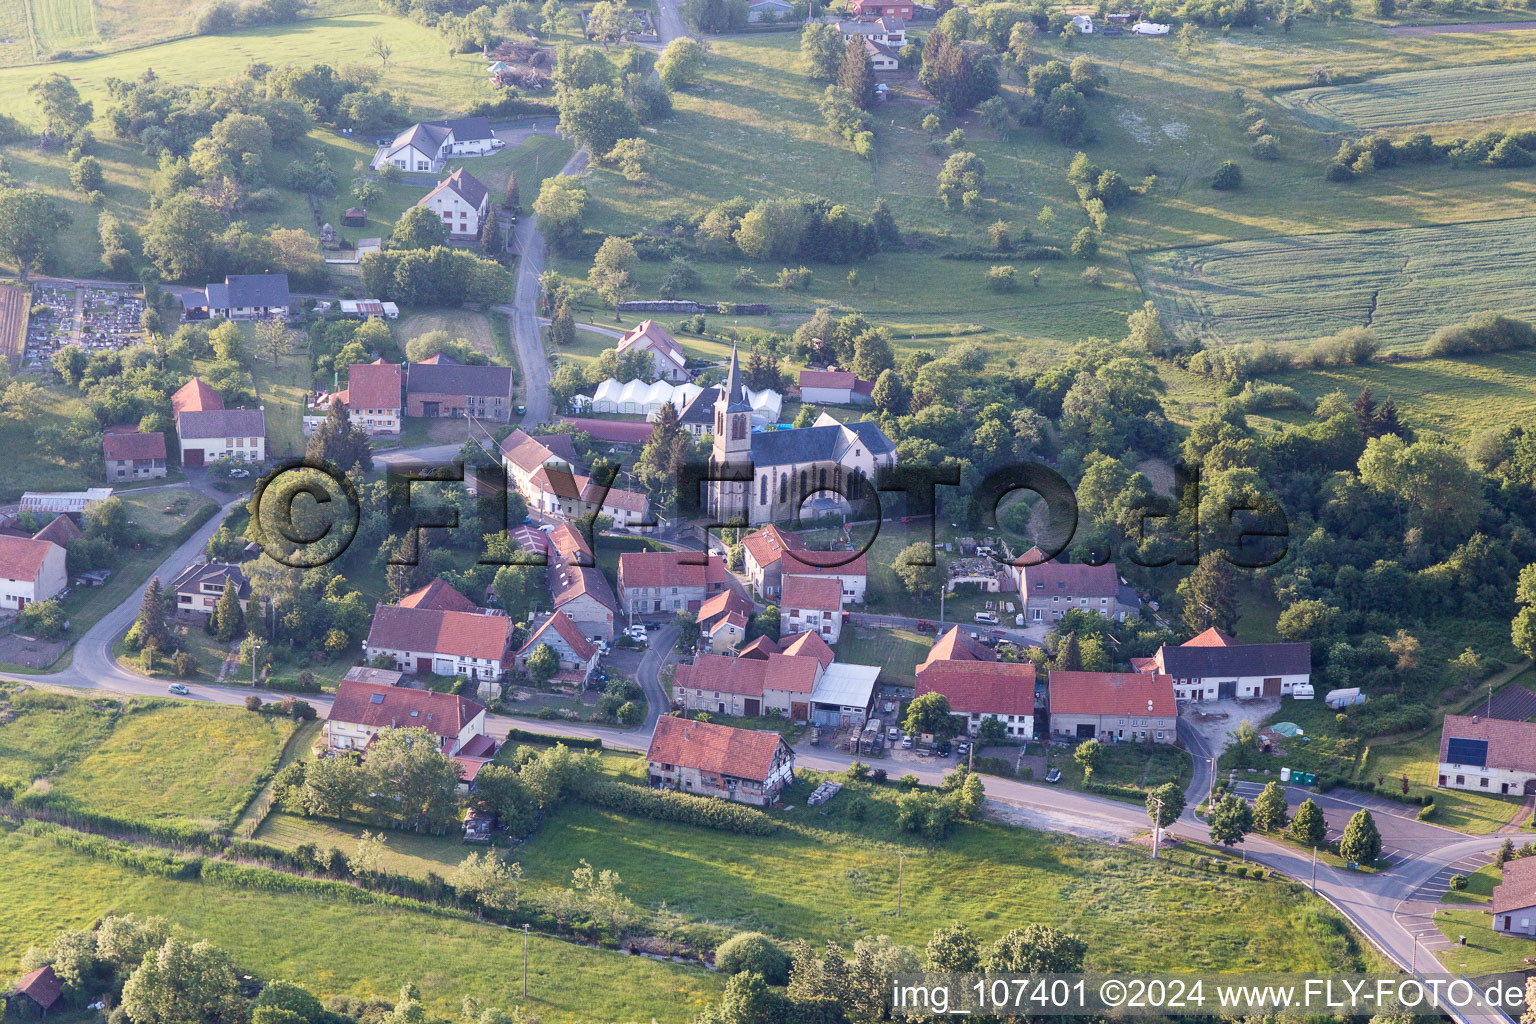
[1359,735,1524,834]
[0,824,724,1024]
[1442,861,1500,905]
[250,341,314,460]
[1279,61,1536,130]
[1053,741,1192,800]
[0,684,117,789]
[0,381,94,501]
[395,310,510,365]
[833,625,933,689]
[1134,216,1536,352]
[48,703,294,827]
[1432,907,1527,975]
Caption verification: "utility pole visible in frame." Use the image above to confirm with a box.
[522,924,529,998]
[1310,845,1317,892]
[897,852,904,917]
[1207,755,1216,811]
[1151,796,1162,859]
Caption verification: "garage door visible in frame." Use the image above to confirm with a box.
[184,449,203,467]
[1262,677,1281,696]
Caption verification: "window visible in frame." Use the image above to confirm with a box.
[1456,775,1465,785]
[1481,777,1490,787]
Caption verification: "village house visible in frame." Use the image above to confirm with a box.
[515,610,600,686]
[697,589,753,652]
[546,523,618,639]
[617,550,732,617]
[1017,548,1140,624]
[305,361,403,436]
[364,596,516,682]
[406,356,514,422]
[324,678,487,755]
[1438,715,1536,796]
[672,647,825,720]
[709,347,897,527]
[915,627,1036,739]
[615,320,691,383]
[170,561,250,616]
[747,0,795,20]
[836,16,906,45]
[0,534,67,612]
[185,273,290,320]
[372,117,503,173]
[30,515,82,551]
[176,408,267,467]
[172,377,223,417]
[851,0,913,18]
[399,578,480,612]
[418,168,491,240]
[499,429,651,528]
[102,430,167,481]
[741,524,868,604]
[1136,626,1312,700]
[1493,856,1536,936]
[1048,670,1177,744]
[780,573,845,643]
[646,715,795,806]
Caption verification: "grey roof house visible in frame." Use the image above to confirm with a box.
[187,274,291,321]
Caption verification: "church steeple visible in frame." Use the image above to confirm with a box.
[723,342,752,412]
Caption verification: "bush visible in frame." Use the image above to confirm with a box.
[943,246,1063,261]
[245,695,263,711]
[871,768,887,783]
[506,728,603,750]
[986,265,1017,292]
[714,931,791,983]
[1251,135,1280,160]
[1426,311,1536,357]
[1210,161,1243,190]
[575,777,779,834]
[1324,161,1355,182]
[1417,802,1436,822]
[1449,873,1467,891]
[972,756,1014,777]
[899,774,920,789]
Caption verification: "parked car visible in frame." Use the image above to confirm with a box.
[886,726,901,742]
[936,741,952,757]
[974,611,999,625]
[228,468,251,479]
[956,742,970,757]
[1045,767,1062,784]
[901,735,913,749]
[168,683,190,696]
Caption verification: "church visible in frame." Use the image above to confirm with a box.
[708,345,898,526]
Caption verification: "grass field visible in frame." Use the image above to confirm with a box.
[833,625,933,688]
[1134,217,1536,352]
[1279,61,1536,129]
[395,310,509,365]
[1432,906,1520,974]
[48,703,293,827]
[251,342,314,460]
[1442,861,1499,905]
[0,685,117,788]
[27,0,96,55]
[0,824,723,1024]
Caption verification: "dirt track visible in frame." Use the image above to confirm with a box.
[1390,19,1536,33]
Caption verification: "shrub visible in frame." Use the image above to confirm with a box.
[1426,311,1536,357]
[1449,873,1467,891]
[1210,161,1243,190]
[986,265,1017,292]
[1251,134,1280,160]
[871,768,887,783]
[506,728,603,750]
[575,777,779,835]
[714,932,790,983]
[1417,802,1436,822]
[1070,228,1098,259]
[1081,266,1103,286]
[1324,161,1355,182]
[245,695,263,712]
[899,774,920,789]
[1232,866,1248,878]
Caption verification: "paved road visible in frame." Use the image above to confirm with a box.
[633,623,679,732]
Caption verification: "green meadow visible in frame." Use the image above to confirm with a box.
[1280,60,1536,130]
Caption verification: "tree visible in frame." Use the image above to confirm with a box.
[0,189,70,279]
[1145,781,1184,830]
[1498,838,1515,866]
[1253,780,1289,832]
[800,23,845,81]
[142,194,224,281]
[1208,793,1253,848]
[370,33,393,69]
[29,73,93,141]
[904,691,959,741]
[926,923,981,971]
[255,319,292,367]
[305,400,374,475]
[985,924,1086,973]
[605,137,654,182]
[1073,738,1103,779]
[1178,551,1237,635]
[210,581,244,642]
[587,0,628,47]
[1210,161,1243,190]
[452,851,524,914]
[893,542,944,597]
[919,31,999,113]
[936,150,985,212]
[1288,797,1326,847]
[121,938,246,1024]
[133,576,170,652]
[657,37,708,89]
[349,830,388,878]
[714,933,790,984]
[557,85,640,159]
[526,643,559,685]
[588,235,638,315]
[1338,808,1381,865]
[389,206,448,251]
[838,36,876,109]
[549,298,576,350]
[361,728,462,831]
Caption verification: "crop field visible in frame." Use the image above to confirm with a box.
[48,703,294,827]
[0,825,723,1023]
[0,282,27,372]
[1134,217,1536,352]
[27,0,96,55]
[1279,61,1536,129]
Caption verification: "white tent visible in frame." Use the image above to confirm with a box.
[591,378,675,415]
[743,386,782,424]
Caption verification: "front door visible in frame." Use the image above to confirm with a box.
[1262,677,1281,696]
[718,702,726,714]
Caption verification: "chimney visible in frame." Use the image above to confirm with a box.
[1473,715,1480,724]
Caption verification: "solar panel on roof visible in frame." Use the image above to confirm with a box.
[1446,737,1488,767]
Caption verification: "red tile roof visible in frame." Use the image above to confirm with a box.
[618,550,729,590]
[615,320,686,369]
[763,651,821,693]
[675,654,767,698]
[919,625,995,671]
[917,660,1036,716]
[698,589,753,632]
[520,610,597,662]
[738,635,781,659]
[549,522,593,566]
[781,574,842,612]
[172,377,224,415]
[398,578,480,613]
[646,715,787,783]
[31,515,83,547]
[1017,548,1121,599]
[743,525,867,577]
[15,966,62,1011]
[103,430,167,461]
[1493,856,1536,914]
[501,429,577,474]
[0,535,55,583]
[345,361,403,411]
[365,605,514,662]
[1184,626,1237,647]
[779,631,834,668]
[799,369,859,391]
[1440,715,1536,774]
[328,679,486,739]
[1049,671,1175,717]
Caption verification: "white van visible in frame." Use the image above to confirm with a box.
[974,611,999,625]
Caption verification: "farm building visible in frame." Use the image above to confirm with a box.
[1048,670,1176,744]
[102,430,167,481]
[646,715,796,806]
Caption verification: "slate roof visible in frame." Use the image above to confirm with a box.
[678,386,722,425]
[387,121,452,157]
[328,679,485,739]
[0,535,59,582]
[551,564,618,614]
[917,660,1036,716]
[407,361,514,399]
[365,605,515,662]
[177,408,266,440]
[345,362,403,411]
[172,377,224,415]
[208,274,290,309]
[103,430,167,461]
[647,715,787,783]
[421,168,489,211]
[1493,856,1536,914]
[1441,715,1536,774]
[169,561,251,601]
[748,419,895,468]
[1018,549,1123,599]
[1156,642,1311,679]
[434,115,496,141]
[1049,670,1176,717]
[399,578,480,613]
